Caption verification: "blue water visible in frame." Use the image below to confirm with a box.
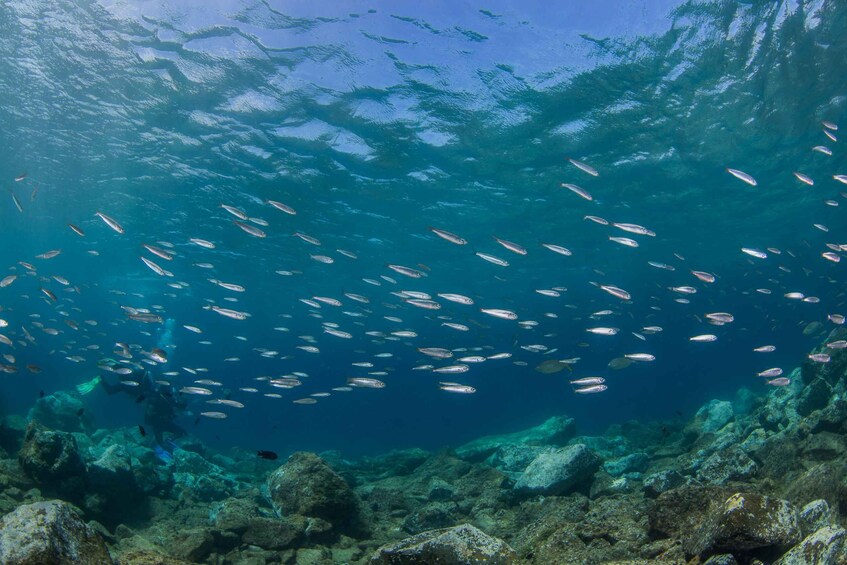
[0,0,845,456]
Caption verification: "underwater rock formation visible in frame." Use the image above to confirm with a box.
[0,500,114,564]
[513,443,601,496]
[27,391,89,434]
[0,329,847,563]
[370,523,516,564]
[455,415,575,462]
[17,423,86,500]
[687,493,802,556]
[267,451,368,536]
[774,525,847,565]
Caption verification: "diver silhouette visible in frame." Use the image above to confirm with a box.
[100,369,187,445]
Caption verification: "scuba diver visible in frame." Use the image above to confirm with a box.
[78,318,186,446]
[98,368,187,445]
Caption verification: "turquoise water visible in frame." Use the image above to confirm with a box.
[0,0,845,455]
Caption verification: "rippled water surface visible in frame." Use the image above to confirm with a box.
[0,0,845,454]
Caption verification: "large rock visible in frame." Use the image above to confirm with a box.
[799,500,832,537]
[18,423,86,498]
[648,486,734,540]
[484,444,553,478]
[27,391,88,433]
[603,452,649,477]
[87,444,144,520]
[163,527,215,562]
[455,416,575,461]
[241,516,311,550]
[687,493,801,556]
[774,525,847,565]
[370,523,516,564]
[643,470,687,498]
[697,446,758,485]
[0,500,114,564]
[796,378,832,417]
[684,400,734,439]
[267,452,365,534]
[514,444,601,496]
[172,448,240,502]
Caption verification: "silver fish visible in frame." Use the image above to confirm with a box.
[561,183,592,201]
[388,264,425,278]
[574,384,607,394]
[429,227,466,245]
[268,200,297,215]
[726,168,757,186]
[234,221,266,238]
[437,293,474,305]
[494,237,527,255]
[568,157,599,176]
[480,308,518,320]
[439,382,476,394]
[205,305,250,320]
[475,252,509,267]
[542,243,573,256]
[95,211,124,234]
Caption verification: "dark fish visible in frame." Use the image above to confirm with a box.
[257,450,278,460]
[76,408,84,417]
[39,390,44,398]
[138,425,146,437]
[135,394,146,403]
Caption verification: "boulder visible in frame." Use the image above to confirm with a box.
[808,398,847,433]
[684,400,734,439]
[267,452,365,534]
[687,493,801,555]
[403,502,459,534]
[87,444,144,520]
[427,478,456,502]
[648,486,735,540]
[774,525,847,565]
[513,444,601,497]
[796,378,832,417]
[172,448,240,502]
[484,444,553,478]
[785,462,847,508]
[241,516,309,550]
[370,523,516,564]
[163,527,215,563]
[643,470,686,498]
[18,423,86,498]
[604,452,649,477]
[799,500,832,537]
[590,471,635,498]
[0,500,114,564]
[27,391,88,433]
[801,432,846,461]
[455,416,575,461]
[210,497,258,535]
[697,447,758,485]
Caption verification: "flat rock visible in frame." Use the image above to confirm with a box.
[370,523,516,564]
[687,493,801,555]
[455,416,575,462]
[774,525,847,565]
[514,444,601,497]
[0,500,114,564]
